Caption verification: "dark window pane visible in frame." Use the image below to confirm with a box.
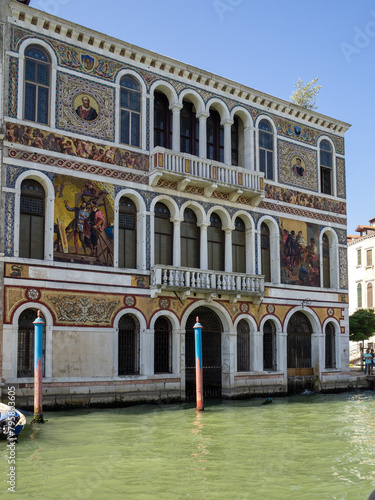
[37,63,49,85]
[24,83,36,121]
[120,88,129,108]
[131,113,140,147]
[120,109,130,144]
[37,86,49,124]
[25,59,36,82]
[129,91,140,112]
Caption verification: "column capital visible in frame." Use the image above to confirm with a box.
[196,111,210,120]
[221,118,234,127]
[170,217,183,224]
[169,103,183,112]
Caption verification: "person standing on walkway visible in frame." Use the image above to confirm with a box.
[371,349,375,375]
[364,349,372,375]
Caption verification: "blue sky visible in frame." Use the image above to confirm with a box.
[31,0,372,234]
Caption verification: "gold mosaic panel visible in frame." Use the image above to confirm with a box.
[5,264,29,278]
[41,290,123,326]
[278,140,318,191]
[5,287,27,323]
[336,157,346,199]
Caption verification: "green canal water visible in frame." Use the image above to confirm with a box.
[1,391,375,500]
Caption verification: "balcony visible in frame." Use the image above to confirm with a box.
[151,265,265,302]
[150,147,265,205]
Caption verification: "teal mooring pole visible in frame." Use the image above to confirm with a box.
[32,311,45,424]
[193,316,204,411]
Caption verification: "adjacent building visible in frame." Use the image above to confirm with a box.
[0,0,351,407]
[348,219,375,359]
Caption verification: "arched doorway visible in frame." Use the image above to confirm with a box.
[287,311,313,376]
[185,307,222,401]
[18,309,46,378]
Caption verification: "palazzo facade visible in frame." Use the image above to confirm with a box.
[0,0,351,407]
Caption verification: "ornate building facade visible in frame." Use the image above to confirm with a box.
[0,0,350,407]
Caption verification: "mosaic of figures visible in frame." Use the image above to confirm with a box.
[5,123,149,171]
[265,184,346,215]
[279,217,321,287]
[54,174,114,266]
[10,27,344,152]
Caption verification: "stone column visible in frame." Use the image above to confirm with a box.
[224,226,233,272]
[252,330,263,372]
[198,223,209,270]
[170,103,182,152]
[197,111,209,158]
[244,125,254,170]
[171,217,182,267]
[278,331,288,374]
[45,195,55,261]
[222,118,234,166]
[141,328,154,376]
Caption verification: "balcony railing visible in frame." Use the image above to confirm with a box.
[151,265,264,300]
[150,147,264,204]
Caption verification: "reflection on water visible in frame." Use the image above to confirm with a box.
[1,392,375,500]
[189,410,209,485]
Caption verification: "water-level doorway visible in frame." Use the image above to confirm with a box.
[287,311,314,393]
[185,307,222,402]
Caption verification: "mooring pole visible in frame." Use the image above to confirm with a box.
[32,311,45,424]
[193,316,204,411]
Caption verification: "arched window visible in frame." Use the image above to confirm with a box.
[320,140,333,195]
[263,320,276,371]
[19,179,45,259]
[181,208,199,268]
[154,92,172,149]
[261,222,271,282]
[154,202,173,265]
[367,283,373,308]
[237,319,250,371]
[322,233,330,288]
[207,109,224,163]
[18,309,46,378]
[232,217,246,273]
[259,119,273,180]
[24,45,50,125]
[154,317,172,373]
[357,283,362,308]
[120,75,141,147]
[325,322,336,369]
[119,197,136,269]
[118,314,140,375]
[180,100,198,156]
[208,212,224,271]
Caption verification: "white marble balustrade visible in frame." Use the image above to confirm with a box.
[151,265,264,294]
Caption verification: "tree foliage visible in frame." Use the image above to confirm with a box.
[290,78,322,110]
[349,309,375,342]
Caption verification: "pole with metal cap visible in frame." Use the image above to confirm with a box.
[193,316,204,411]
[32,310,45,424]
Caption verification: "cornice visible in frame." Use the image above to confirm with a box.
[8,1,351,135]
